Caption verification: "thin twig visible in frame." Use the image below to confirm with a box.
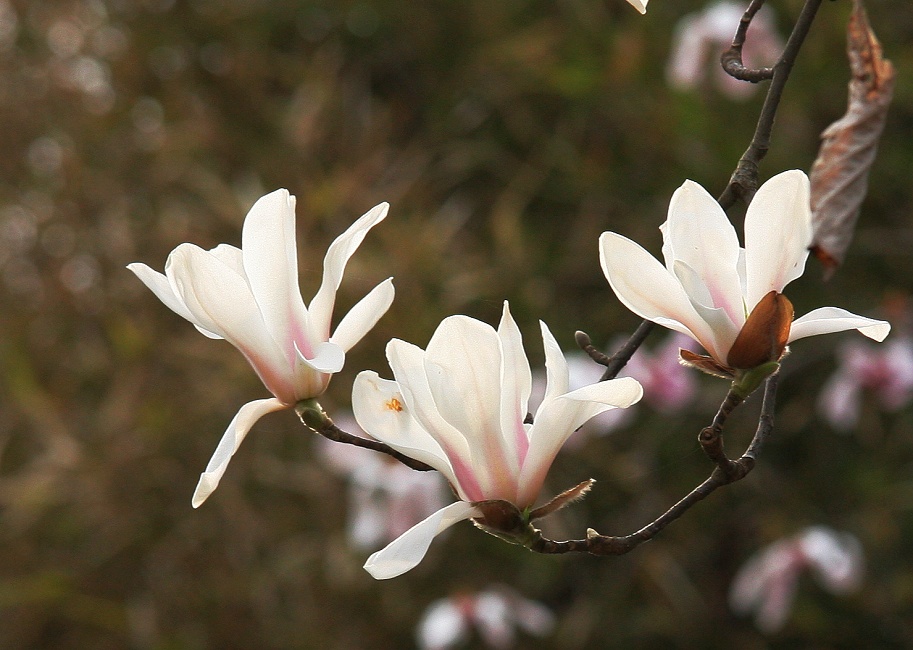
[719,0,825,209]
[295,401,435,472]
[721,0,775,82]
[575,321,655,381]
[529,373,778,556]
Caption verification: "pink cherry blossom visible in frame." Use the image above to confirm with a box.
[128,190,394,506]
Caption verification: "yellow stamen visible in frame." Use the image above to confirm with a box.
[385,397,403,412]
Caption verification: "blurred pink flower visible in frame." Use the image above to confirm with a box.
[319,416,449,550]
[128,190,394,507]
[730,526,864,633]
[417,586,554,650]
[667,2,783,100]
[353,302,643,579]
[818,337,913,431]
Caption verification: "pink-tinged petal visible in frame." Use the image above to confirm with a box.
[497,302,532,472]
[600,231,721,359]
[423,315,514,498]
[663,180,744,325]
[386,338,484,501]
[291,340,343,398]
[744,170,813,310]
[126,260,221,337]
[331,277,395,352]
[191,397,287,507]
[309,202,390,341]
[351,371,460,491]
[168,244,294,402]
[626,0,647,14]
[788,307,890,344]
[363,501,482,579]
[519,377,642,506]
[241,189,313,359]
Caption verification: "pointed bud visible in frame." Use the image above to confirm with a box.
[727,291,794,370]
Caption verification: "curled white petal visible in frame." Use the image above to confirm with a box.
[331,277,395,352]
[191,397,287,508]
[626,0,647,14]
[363,501,482,579]
[788,307,890,344]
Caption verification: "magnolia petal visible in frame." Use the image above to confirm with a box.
[424,316,514,498]
[538,320,570,403]
[127,261,222,338]
[788,307,890,343]
[363,501,482,579]
[351,371,460,490]
[295,340,345,374]
[520,376,643,506]
[599,232,717,356]
[386,338,482,501]
[169,244,293,401]
[626,0,647,14]
[744,170,813,310]
[241,189,314,359]
[664,180,744,325]
[331,277,395,352]
[497,301,532,473]
[309,202,390,341]
[191,397,287,508]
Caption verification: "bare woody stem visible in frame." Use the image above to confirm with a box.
[720,0,775,82]
[528,373,779,556]
[576,320,656,381]
[719,0,825,209]
[295,399,435,472]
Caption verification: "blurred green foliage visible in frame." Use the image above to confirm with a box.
[1,0,913,647]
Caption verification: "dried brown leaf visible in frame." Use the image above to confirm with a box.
[809,0,895,277]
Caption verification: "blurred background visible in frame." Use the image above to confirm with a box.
[1,0,912,647]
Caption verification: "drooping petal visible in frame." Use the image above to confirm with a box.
[191,397,287,508]
[744,170,813,310]
[386,338,483,501]
[331,277,395,352]
[309,202,390,341]
[168,244,294,402]
[292,340,344,398]
[126,261,220,337]
[497,302,532,472]
[351,371,460,490]
[363,501,482,579]
[626,0,647,14]
[663,180,744,325]
[600,232,722,360]
[519,377,643,506]
[788,307,890,343]
[241,189,313,359]
[424,316,515,499]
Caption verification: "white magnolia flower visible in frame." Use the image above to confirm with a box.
[128,189,394,507]
[600,170,890,378]
[352,302,643,579]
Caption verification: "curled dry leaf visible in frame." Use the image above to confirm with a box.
[809,0,894,277]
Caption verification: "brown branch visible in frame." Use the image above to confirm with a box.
[528,372,779,556]
[576,321,655,381]
[719,0,825,209]
[721,0,775,83]
[295,399,435,472]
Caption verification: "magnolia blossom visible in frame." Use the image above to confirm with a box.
[667,2,783,100]
[352,302,643,579]
[600,170,890,379]
[417,586,554,650]
[128,190,394,507]
[818,337,913,431]
[730,526,864,633]
[319,419,448,549]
